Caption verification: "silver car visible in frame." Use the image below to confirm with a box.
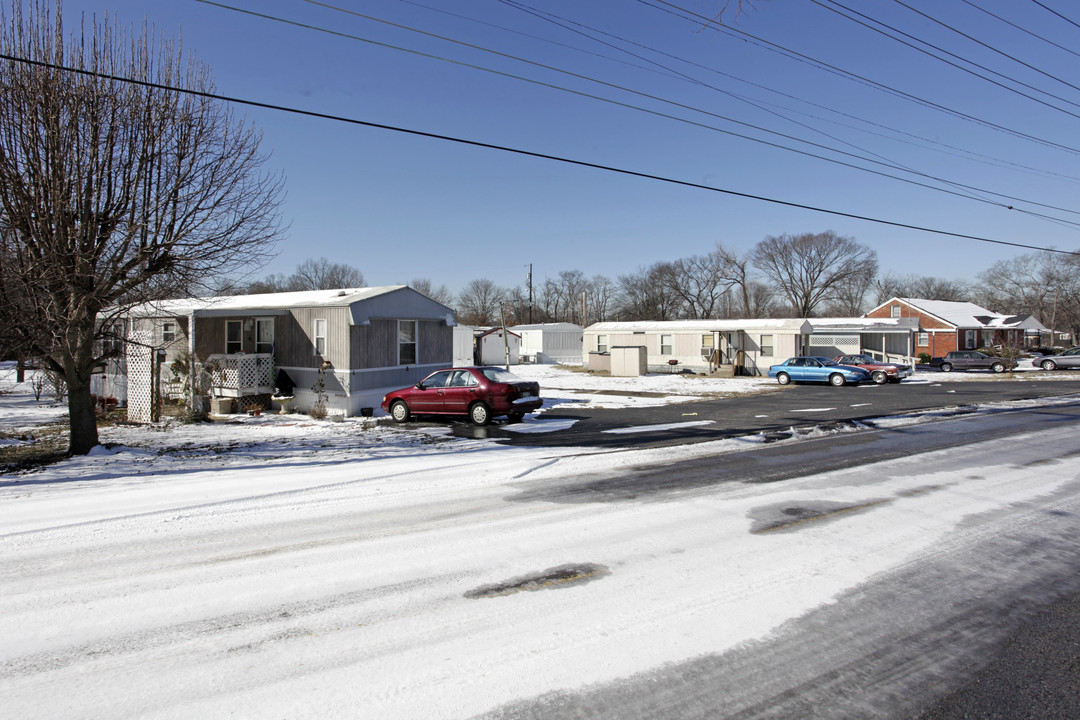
[1034,347,1080,371]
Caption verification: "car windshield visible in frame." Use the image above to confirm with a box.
[816,358,839,366]
[480,367,524,383]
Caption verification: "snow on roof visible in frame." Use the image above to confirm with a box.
[897,298,1008,328]
[808,317,920,332]
[586,318,813,333]
[127,286,407,317]
[511,323,583,332]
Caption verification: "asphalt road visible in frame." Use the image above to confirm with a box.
[479,399,1080,720]
[486,376,1080,450]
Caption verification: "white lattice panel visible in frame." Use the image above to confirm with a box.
[126,330,155,423]
[810,335,860,350]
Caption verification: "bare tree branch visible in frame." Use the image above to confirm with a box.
[0,0,284,453]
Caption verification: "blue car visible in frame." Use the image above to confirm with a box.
[768,356,873,387]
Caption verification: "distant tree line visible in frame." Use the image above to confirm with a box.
[246,231,1080,345]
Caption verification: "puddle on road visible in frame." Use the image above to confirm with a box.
[748,499,891,534]
[465,563,610,599]
[749,484,950,533]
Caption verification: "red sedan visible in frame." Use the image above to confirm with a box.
[381,366,543,425]
[834,354,914,384]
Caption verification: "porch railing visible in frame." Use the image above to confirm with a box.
[205,353,275,397]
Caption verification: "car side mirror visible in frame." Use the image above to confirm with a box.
[415,382,425,390]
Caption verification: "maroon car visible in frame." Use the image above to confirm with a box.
[833,354,914,384]
[381,366,543,425]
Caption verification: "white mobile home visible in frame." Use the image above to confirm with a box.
[583,319,813,376]
[115,286,456,420]
[512,323,583,364]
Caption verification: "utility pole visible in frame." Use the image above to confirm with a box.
[527,263,533,324]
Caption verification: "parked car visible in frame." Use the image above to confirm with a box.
[768,357,873,386]
[1026,346,1058,357]
[1033,346,1080,371]
[381,366,542,425]
[833,354,913,384]
[928,351,1015,373]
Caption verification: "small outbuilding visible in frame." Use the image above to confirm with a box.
[476,327,521,366]
[512,323,584,364]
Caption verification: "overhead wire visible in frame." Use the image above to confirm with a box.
[497,0,1080,185]
[958,0,1080,61]
[1030,0,1080,32]
[814,0,1080,118]
[493,0,1080,216]
[891,0,1080,95]
[205,0,1080,227]
[639,0,1080,156]
[2,51,1076,256]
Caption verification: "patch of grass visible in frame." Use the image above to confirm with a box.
[558,364,610,377]
[0,423,70,473]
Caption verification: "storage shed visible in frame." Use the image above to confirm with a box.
[476,327,521,366]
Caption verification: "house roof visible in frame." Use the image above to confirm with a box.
[586,318,813,334]
[807,317,920,333]
[125,286,457,326]
[476,327,521,340]
[882,298,1048,332]
[511,323,583,332]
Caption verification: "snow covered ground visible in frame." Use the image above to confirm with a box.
[2,363,1080,718]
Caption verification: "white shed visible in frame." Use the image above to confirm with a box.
[512,323,584,364]
[453,325,477,367]
[476,327,521,366]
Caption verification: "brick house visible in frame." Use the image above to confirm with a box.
[864,298,1047,357]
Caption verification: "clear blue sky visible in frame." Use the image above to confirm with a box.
[58,0,1080,293]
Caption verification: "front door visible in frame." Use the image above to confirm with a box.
[413,370,453,413]
[440,369,481,414]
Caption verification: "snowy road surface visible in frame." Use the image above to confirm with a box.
[2,395,1080,718]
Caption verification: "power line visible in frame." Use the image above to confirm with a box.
[499,0,1080,185]
[2,51,1075,257]
[958,0,1080,61]
[1030,0,1080,31]
[894,0,1080,94]
[201,0,1080,226]
[819,0,1080,115]
[640,0,1080,156]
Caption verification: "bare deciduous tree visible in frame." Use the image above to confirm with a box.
[0,1,284,454]
[872,273,969,305]
[976,251,1080,344]
[288,257,364,291]
[658,249,736,319]
[410,278,454,307]
[751,231,878,317]
[615,263,679,321]
[457,278,505,326]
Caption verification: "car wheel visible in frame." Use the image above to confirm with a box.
[776,372,791,385]
[829,373,846,387]
[506,412,524,424]
[1042,359,1057,371]
[389,400,410,423]
[940,363,952,372]
[871,370,888,385]
[469,402,492,426]
[991,362,1006,373]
